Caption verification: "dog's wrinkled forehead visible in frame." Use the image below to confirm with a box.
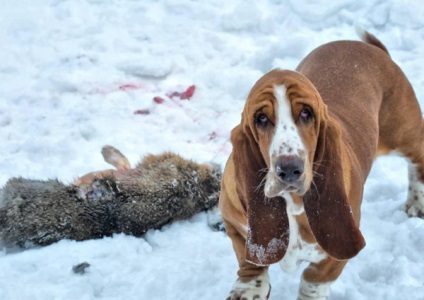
[247,70,309,109]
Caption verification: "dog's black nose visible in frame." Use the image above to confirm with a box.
[275,156,304,183]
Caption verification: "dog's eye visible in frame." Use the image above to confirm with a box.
[299,108,313,123]
[255,114,269,127]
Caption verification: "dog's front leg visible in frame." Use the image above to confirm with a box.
[224,221,271,300]
[228,272,270,300]
[298,258,347,300]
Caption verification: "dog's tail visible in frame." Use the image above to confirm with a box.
[355,26,390,56]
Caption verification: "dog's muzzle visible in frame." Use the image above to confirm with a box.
[265,155,307,197]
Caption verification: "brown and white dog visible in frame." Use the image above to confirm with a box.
[219,30,424,299]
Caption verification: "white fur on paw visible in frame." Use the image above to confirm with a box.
[405,163,424,218]
[227,273,270,300]
[405,201,424,218]
[297,277,331,300]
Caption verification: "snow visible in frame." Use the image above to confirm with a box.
[0,0,423,299]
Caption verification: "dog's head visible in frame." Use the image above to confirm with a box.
[240,69,322,198]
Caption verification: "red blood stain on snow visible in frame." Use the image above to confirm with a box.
[119,83,144,91]
[134,109,150,115]
[153,96,165,104]
[167,85,196,100]
[180,85,196,100]
[133,84,196,117]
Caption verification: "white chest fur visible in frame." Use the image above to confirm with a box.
[278,193,327,273]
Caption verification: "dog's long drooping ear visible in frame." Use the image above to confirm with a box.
[231,123,289,266]
[303,114,365,260]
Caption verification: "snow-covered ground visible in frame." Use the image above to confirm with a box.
[1,0,424,299]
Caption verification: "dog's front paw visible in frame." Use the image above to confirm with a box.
[297,277,331,300]
[405,196,424,218]
[226,273,271,300]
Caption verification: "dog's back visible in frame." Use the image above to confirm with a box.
[297,32,423,175]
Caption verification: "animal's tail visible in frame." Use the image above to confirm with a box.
[355,26,390,56]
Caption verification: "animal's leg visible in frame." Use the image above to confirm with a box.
[375,57,424,217]
[101,145,131,170]
[73,145,131,186]
[405,155,424,217]
[385,123,424,217]
[74,169,116,186]
[298,258,347,300]
[224,220,271,300]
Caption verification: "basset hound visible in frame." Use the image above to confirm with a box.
[219,30,424,300]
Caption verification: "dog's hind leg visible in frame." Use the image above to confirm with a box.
[382,120,424,218]
[376,59,424,217]
[405,152,424,217]
[381,115,424,217]
[379,111,424,217]
[388,110,424,217]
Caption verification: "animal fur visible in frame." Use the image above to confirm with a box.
[0,152,221,248]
